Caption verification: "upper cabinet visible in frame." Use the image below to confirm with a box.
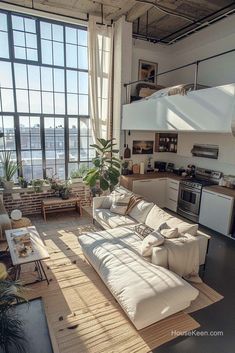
[122,84,235,133]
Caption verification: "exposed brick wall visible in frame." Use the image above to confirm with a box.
[2,183,91,216]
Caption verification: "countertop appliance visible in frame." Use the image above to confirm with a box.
[177,167,222,222]
[154,161,167,172]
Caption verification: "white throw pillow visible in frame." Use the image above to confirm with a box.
[166,218,198,236]
[145,205,172,229]
[141,231,165,257]
[161,227,179,239]
[129,200,154,223]
[110,193,131,215]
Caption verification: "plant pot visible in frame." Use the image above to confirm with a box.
[2,180,14,189]
[71,178,83,184]
[61,190,70,200]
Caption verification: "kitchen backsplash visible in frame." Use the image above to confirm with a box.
[122,131,235,175]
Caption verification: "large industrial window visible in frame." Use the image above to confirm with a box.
[0,10,93,180]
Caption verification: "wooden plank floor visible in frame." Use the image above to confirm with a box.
[4,213,222,353]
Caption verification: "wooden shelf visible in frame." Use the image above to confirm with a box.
[155,133,178,153]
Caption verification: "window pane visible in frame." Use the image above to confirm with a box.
[0,62,13,88]
[78,46,88,69]
[41,39,52,64]
[28,65,40,90]
[16,90,29,112]
[26,48,38,61]
[14,46,26,60]
[80,118,89,135]
[0,32,9,58]
[54,93,65,114]
[67,70,78,93]
[66,44,77,68]
[1,89,14,112]
[0,13,7,31]
[13,31,25,46]
[66,27,77,44]
[29,91,41,113]
[12,15,24,30]
[14,63,28,89]
[53,41,64,66]
[40,22,52,40]
[26,33,37,48]
[78,29,87,46]
[42,91,54,113]
[79,95,88,115]
[67,94,78,115]
[41,67,53,91]
[54,69,64,92]
[24,18,36,33]
[79,72,88,94]
[52,24,63,42]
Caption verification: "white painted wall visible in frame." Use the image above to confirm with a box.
[123,14,235,176]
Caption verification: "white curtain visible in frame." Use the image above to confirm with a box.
[88,16,113,143]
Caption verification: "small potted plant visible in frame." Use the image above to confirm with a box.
[60,180,72,200]
[30,179,44,193]
[70,165,88,183]
[121,161,129,176]
[0,151,21,189]
[18,176,28,188]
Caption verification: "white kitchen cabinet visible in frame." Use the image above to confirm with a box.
[132,178,166,207]
[165,179,179,212]
[199,189,234,235]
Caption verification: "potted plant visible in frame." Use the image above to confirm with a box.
[121,161,129,175]
[30,179,44,193]
[60,180,72,200]
[0,263,27,353]
[70,165,88,183]
[83,138,121,196]
[0,152,21,190]
[18,177,28,189]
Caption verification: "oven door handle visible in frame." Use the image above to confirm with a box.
[179,186,201,194]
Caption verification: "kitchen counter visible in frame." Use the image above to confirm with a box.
[204,185,235,198]
[120,172,183,190]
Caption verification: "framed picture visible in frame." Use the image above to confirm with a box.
[138,60,158,84]
[132,141,154,155]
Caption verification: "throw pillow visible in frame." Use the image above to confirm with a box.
[161,227,179,239]
[134,223,153,238]
[141,231,165,257]
[110,193,131,215]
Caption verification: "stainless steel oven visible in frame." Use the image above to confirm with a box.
[177,181,202,222]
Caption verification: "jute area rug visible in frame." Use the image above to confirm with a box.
[23,223,223,353]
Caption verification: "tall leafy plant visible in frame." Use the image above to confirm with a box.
[0,151,21,181]
[0,264,27,353]
[83,138,121,192]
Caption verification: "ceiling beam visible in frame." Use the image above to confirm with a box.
[105,1,136,21]
[126,2,153,22]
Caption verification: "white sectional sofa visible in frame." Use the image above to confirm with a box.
[78,187,211,330]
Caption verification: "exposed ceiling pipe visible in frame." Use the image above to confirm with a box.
[135,0,202,24]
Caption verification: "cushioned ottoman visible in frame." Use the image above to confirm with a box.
[79,227,199,330]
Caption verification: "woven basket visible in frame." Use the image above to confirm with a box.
[11,217,32,229]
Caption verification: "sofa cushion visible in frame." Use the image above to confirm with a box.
[110,193,131,215]
[165,218,198,236]
[79,227,199,330]
[129,200,154,223]
[161,227,179,239]
[141,231,165,257]
[145,205,173,229]
[151,246,168,268]
[95,209,136,229]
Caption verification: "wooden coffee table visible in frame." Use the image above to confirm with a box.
[41,197,82,221]
[5,226,50,284]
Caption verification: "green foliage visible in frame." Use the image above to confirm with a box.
[30,179,44,193]
[83,138,121,192]
[0,279,28,353]
[0,151,21,181]
[70,164,88,179]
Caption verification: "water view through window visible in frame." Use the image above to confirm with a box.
[0,10,94,180]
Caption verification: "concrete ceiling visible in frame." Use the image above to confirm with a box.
[2,0,235,44]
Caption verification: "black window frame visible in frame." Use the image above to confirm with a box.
[0,9,91,180]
